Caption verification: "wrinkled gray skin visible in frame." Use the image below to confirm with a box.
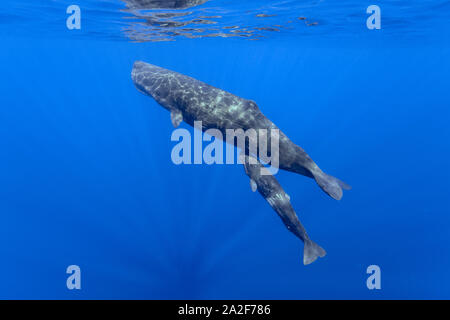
[131,61,350,200]
[242,155,325,265]
[123,0,209,9]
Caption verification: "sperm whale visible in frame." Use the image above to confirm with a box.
[131,61,351,200]
[242,155,326,265]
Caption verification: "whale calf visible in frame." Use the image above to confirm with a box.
[131,61,350,200]
[242,155,326,265]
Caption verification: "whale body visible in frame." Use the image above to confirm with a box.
[131,61,350,200]
[242,155,326,265]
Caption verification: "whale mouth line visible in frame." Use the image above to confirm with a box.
[131,73,151,97]
[135,83,150,96]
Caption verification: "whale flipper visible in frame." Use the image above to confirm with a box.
[170,109,183,128]
[250,179,257,192]
[312,171,351,201]
[303,239,326,265]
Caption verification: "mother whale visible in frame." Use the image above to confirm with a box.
[131,61,350,200]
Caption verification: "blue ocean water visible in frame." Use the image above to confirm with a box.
[1,0,449,299]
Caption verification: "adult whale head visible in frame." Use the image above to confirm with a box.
[131,61,351,200]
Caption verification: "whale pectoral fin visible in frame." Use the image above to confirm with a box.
[170,110,183,128]
[312,170,351,200]
[250,179,257,192]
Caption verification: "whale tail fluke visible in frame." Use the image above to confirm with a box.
[303,239,326,265]
[312,170,351,201]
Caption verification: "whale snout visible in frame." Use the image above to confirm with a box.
[132,60,146,71]
[131,60,155,95]
[131,60,168,99]
[131,60,146,84]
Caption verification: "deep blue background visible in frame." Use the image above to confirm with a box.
[1,1,450,299]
